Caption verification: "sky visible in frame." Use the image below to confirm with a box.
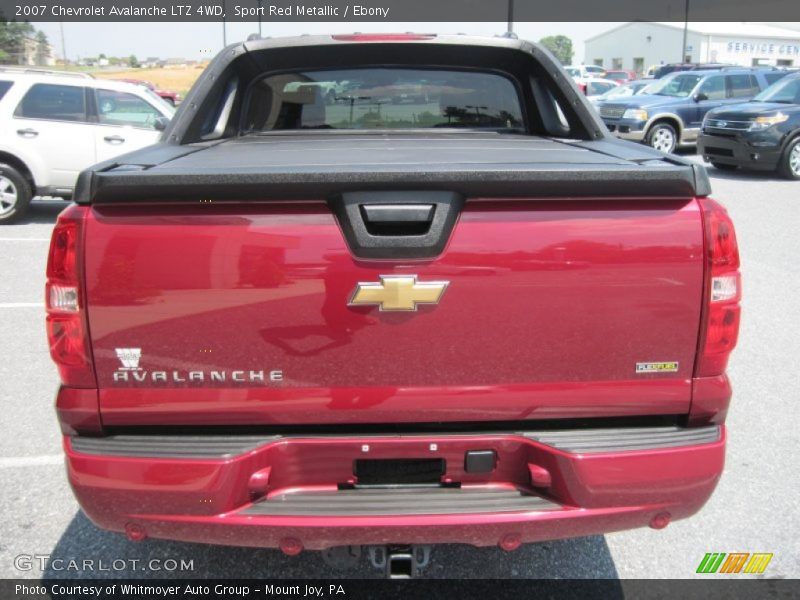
[35,21,624,64]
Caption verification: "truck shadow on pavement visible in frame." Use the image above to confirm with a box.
[20,199,72,224]
[44,511,621,581]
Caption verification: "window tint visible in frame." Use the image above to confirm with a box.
[754,76,800,104]
[243,68,524,132]
[15,83,86,121]
[764,72,789,86]
[587,81,615,95]
[0,81,13,101]
[96,89,161,128]
[698,76,726,100]
[649,74,701,97]
[727,74,759,98]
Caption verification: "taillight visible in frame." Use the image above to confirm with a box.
[46,206,95,388]
[331,34,436,42]
[695,198,741,378]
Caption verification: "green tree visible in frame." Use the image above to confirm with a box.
[539,35,574,65]
[34,30,48,66]
[128,54,139,68]
[0,19,35,64]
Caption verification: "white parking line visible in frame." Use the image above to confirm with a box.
[0,238,50,241]
[0,455,62,468]
[0,303,44,308]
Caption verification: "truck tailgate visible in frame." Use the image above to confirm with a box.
[84,195,704,426]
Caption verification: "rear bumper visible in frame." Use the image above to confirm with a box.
[65,425,725,550]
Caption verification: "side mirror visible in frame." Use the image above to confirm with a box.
[154,116,170,131]
[693,92,708,102]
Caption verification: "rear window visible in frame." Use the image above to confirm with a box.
[15,83,86,122]
[242,68,524,132]
[0,80,13,101]
[764,72,789,86]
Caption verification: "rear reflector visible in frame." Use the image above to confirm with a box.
[46,206,96,388]
[48,284,79,312]
[696,199,741,378]
[332,34,436,42]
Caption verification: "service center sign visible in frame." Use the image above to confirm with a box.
[713,39,800,59]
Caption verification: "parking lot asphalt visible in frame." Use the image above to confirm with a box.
[0,156,797,580]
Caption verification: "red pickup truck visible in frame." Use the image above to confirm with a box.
[46,34,740,577]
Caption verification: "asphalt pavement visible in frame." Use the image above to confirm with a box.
[0,156,797,579]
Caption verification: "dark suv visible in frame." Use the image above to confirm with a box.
[599,68,789,153]
[698,72,800,179]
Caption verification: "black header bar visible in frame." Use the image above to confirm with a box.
[2,0,800,22]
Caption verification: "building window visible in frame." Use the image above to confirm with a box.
[777,59,793,67]
[612,58,623,69]
[752,58,770,66]
[593,59,603,67]
[633,58,644,74]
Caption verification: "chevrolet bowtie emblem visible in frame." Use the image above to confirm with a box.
[348,275,449,311]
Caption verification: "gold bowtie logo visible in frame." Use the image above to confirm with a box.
[349,275,449,311]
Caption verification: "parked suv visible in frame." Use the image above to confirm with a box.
[698,72,800,179]
[0,68,174,223]
[599,68,789,153]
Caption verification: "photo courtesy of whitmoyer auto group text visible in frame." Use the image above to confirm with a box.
[0,0,798,598]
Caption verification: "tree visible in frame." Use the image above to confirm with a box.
[539,35,574,65]
[0,19,35,64]
[128,54,139,68]
[34,31,48,66]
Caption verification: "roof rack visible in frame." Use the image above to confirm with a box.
[716,65,780,71]
[0,66,94,79]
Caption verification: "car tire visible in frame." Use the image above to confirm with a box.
[778,137,800,180]
[645,122,678,154]
[0,163,32,225]
[711,162,738,171]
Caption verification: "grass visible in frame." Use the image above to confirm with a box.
[94,66,205,97]
[46,64,206,97]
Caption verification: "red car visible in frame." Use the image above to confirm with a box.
[119,78,181,105]
[604,69,638,84]
[48,34,739,577]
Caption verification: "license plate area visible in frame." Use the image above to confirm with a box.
[353,458,445,486]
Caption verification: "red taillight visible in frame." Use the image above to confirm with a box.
[46,206,95,388]
[696,198,741,378]
[331,34,436,42]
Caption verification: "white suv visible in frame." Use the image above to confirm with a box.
[0,68,175,223]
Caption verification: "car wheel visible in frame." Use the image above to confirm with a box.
[0,164,32,224]
[711,162,738,171]
[646,122,677,154]
[778,137,800,180]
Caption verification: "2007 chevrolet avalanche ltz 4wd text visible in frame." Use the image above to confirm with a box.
[46,34,741,577]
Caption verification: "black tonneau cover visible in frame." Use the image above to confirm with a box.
[76,133,710,204]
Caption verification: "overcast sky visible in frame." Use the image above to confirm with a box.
[35,21,624,64]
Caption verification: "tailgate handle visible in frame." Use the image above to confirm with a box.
[360,204,435,236]
[330,191,463,259]
[362,204,434,224]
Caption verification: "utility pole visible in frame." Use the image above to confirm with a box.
[507,0,514,35]
[222,0,227,47]
[257,0,263,38]
[59,21,67,65]
[681,0,690,62]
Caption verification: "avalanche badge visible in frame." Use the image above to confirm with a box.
[349,275,449,311]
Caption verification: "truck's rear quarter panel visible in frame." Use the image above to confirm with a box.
[85,198,703,426]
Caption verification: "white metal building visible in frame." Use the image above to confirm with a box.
[585,22,800,75]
